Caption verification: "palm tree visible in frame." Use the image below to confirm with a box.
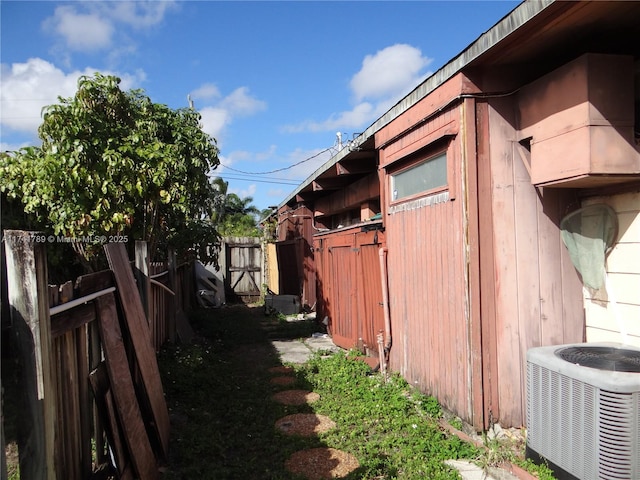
[210,177,261,236]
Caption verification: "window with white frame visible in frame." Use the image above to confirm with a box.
[390,151,447,202]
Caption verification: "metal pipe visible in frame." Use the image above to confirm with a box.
[49,287,116,316]
[150,278,175,296]
[379,247,392,365]
[150,270,168,280]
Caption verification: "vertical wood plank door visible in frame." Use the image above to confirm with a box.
[104,243,170,461]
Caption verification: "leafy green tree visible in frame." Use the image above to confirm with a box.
[1,73,220,270]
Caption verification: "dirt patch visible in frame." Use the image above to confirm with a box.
[271,389,320,405]
[285,447,360,479]
[270,376,295,386]
[275,413,336,436]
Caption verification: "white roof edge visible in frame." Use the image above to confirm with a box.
[278,0,554,208]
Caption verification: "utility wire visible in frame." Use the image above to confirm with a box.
[214,174,300,186]
[219,147,332,175]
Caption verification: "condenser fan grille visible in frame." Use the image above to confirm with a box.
[556,346,640,373]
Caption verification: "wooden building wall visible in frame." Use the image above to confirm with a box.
[376,72,585,429]
[275,205,317,309]
[479,97,585,427]
[376,75,480,425]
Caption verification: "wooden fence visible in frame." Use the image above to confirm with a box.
[2,231,195,480]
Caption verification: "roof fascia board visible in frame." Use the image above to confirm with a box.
[279,0,554,208]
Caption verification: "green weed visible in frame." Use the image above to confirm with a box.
[299,351,479,479]
[158,306,555,479]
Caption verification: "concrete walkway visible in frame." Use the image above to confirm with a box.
[271,333,340,364]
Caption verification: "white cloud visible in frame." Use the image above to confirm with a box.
[285,147,333,180]
[199,107,229,140]
[229,183,257,199]
[1,141,31,153]
[267,188,287,200]
[217,145,276,174]
[42,2,178,55]
[218,145,329,180]
[196,87,266,143]
[190,83,221,101]
[43,5,114,52]
[219,87,267,117]
[351,44,432,101]
[0,58,144,134]
[106,1,179,29]
[284,43,432,134]
[283,102,376,133]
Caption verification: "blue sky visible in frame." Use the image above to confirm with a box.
[1,0,520,211]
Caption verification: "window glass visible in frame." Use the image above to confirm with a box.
[391,152,447,201]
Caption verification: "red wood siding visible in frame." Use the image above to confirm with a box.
[314,228,386,354]
[375,75,585,429]
[482,97,584,427]
[275,205,317,309]
[377,78,476,425]
[385,181,471,422]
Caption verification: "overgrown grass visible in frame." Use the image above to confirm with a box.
[159,305,480,479]
[159,306,321,480]
[3,304,554,479]
[158,305,558,479]
[297,352,480,479]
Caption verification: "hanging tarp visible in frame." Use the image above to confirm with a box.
[560,204,618,291]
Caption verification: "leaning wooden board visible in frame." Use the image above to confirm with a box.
[95,293,157,480]
[89,361,135,480]
[104,243,170,460]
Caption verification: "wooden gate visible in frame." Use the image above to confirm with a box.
[223,236,263,303]
[314,226,386,354]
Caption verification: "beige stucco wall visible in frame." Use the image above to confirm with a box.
[265,242,279,294]
[583,191,640,346]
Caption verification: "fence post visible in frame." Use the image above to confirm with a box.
[4,230,56,480]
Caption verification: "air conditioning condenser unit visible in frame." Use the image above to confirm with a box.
[526,342,640,480]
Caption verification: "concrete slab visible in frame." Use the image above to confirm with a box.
[271,334,340,364]
[271,340,313,364]
[445,460,521,480]
[305,334,340,353]
[445,460,493,480]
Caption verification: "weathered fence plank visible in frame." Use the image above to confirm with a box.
[4,230,56,480]
[104,242,170,461]
[95,293,157,480]
[76,270,114,469]
[50,302,95,338]
[89,362,134,480]
[4,234,183,478]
